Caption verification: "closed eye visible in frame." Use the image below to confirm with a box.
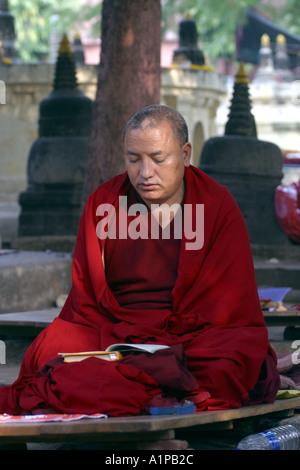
[126,151,166,164]
[149,151,165,164]
[126,152,140,163]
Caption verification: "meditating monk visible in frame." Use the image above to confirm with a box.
[0,105,280,416]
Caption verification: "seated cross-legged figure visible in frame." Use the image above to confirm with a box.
[0,105,280,417]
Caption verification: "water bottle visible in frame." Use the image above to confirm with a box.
[236,424,300,450]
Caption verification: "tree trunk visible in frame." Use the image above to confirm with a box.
[81,0,161,206]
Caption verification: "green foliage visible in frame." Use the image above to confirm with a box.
[9,0,87,62]
[80,2,102,39]
[162,0,261,59]
[162,0,300,60]
[7,0,300,63]
[269,0,300,37]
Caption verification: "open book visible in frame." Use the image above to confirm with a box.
[59,343,170,363]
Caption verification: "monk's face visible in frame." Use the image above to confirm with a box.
[124,121,191,207]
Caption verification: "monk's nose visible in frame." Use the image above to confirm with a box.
[140,159,154,179]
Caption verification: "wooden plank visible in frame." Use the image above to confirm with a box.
[263,309,300,326]
[0,398,299,443]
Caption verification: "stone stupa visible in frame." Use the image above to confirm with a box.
[0,0,17,62]
[173,14,205,66]
[17,34,93,251]
[200,62,295,258]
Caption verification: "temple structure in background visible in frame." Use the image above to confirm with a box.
[200,63,297,259]
[17,35,93,251]
[1,8,299,252]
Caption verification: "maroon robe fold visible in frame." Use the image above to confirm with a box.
[104,184,182,311]
[0,165,280,415]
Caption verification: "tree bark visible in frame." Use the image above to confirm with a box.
[81,0,161,206]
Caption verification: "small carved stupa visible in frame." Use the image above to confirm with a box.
[72,32,85,64]
[274,34,294,82]
[173,14,205,66]
[0,0,17,61]
[252,34,275,84]
[18,35,93,251]
[258,34,274,70]
[53,34,78,88]
[225,62,257,138]
[38,34,91,137]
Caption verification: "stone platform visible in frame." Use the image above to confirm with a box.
[0,250,72,314]
[254,257,300,303]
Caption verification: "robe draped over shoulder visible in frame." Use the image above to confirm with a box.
[104,184,182,311]
[0,165,280,416]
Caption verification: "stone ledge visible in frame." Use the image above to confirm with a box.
[0,250,72,313]
[12,236,76,253]
[254,256,300,303]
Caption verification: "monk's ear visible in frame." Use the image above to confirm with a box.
[182,142,192,167]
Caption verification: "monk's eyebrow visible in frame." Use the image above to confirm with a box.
[126,150,140,156]
[126,150,164,157]
[149,150,163,157]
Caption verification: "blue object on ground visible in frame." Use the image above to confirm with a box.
[149,400,196,415]
[258,287,291,302]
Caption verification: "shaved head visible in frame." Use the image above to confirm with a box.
[123,105,189,147]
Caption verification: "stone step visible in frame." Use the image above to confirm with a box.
[0,307,60,336]
[254,257,300,303]
[0,250,72,314]
[0,308,60,386]
[0,201,20,247]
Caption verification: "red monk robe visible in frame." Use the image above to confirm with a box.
[0,165,280,416]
